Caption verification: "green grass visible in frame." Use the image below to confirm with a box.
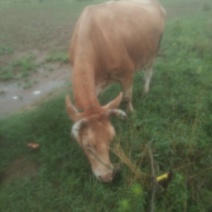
[0,0,212,211]
[0,55,37,88]
[46,52,69,63]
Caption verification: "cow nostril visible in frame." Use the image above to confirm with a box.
[112,166,121,182]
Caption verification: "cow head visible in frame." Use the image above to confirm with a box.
[66,92,126,183]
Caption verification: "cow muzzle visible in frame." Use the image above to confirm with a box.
[96,166,121,183]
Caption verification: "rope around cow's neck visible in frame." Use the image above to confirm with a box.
[84,146,114,171]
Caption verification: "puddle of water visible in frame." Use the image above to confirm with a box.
[33,90,41,95]
[0,80,64,116]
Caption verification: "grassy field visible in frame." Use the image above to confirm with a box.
[0,0,212,211]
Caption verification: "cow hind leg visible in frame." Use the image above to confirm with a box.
[143,67,153,95]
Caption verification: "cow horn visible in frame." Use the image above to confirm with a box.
[71,118,88,139]
[66,95,80,121]
[107,109,127,119]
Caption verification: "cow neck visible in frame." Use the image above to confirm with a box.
[72,60,100,113]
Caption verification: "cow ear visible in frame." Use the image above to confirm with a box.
[103,92,123,110]
[65,95,79,121]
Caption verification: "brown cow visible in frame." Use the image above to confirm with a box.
[66,0,166,182]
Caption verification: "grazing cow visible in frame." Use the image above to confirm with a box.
[66,0,166,182]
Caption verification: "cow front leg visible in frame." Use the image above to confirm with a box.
[143,67,153,95]
[121,81,134,112]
